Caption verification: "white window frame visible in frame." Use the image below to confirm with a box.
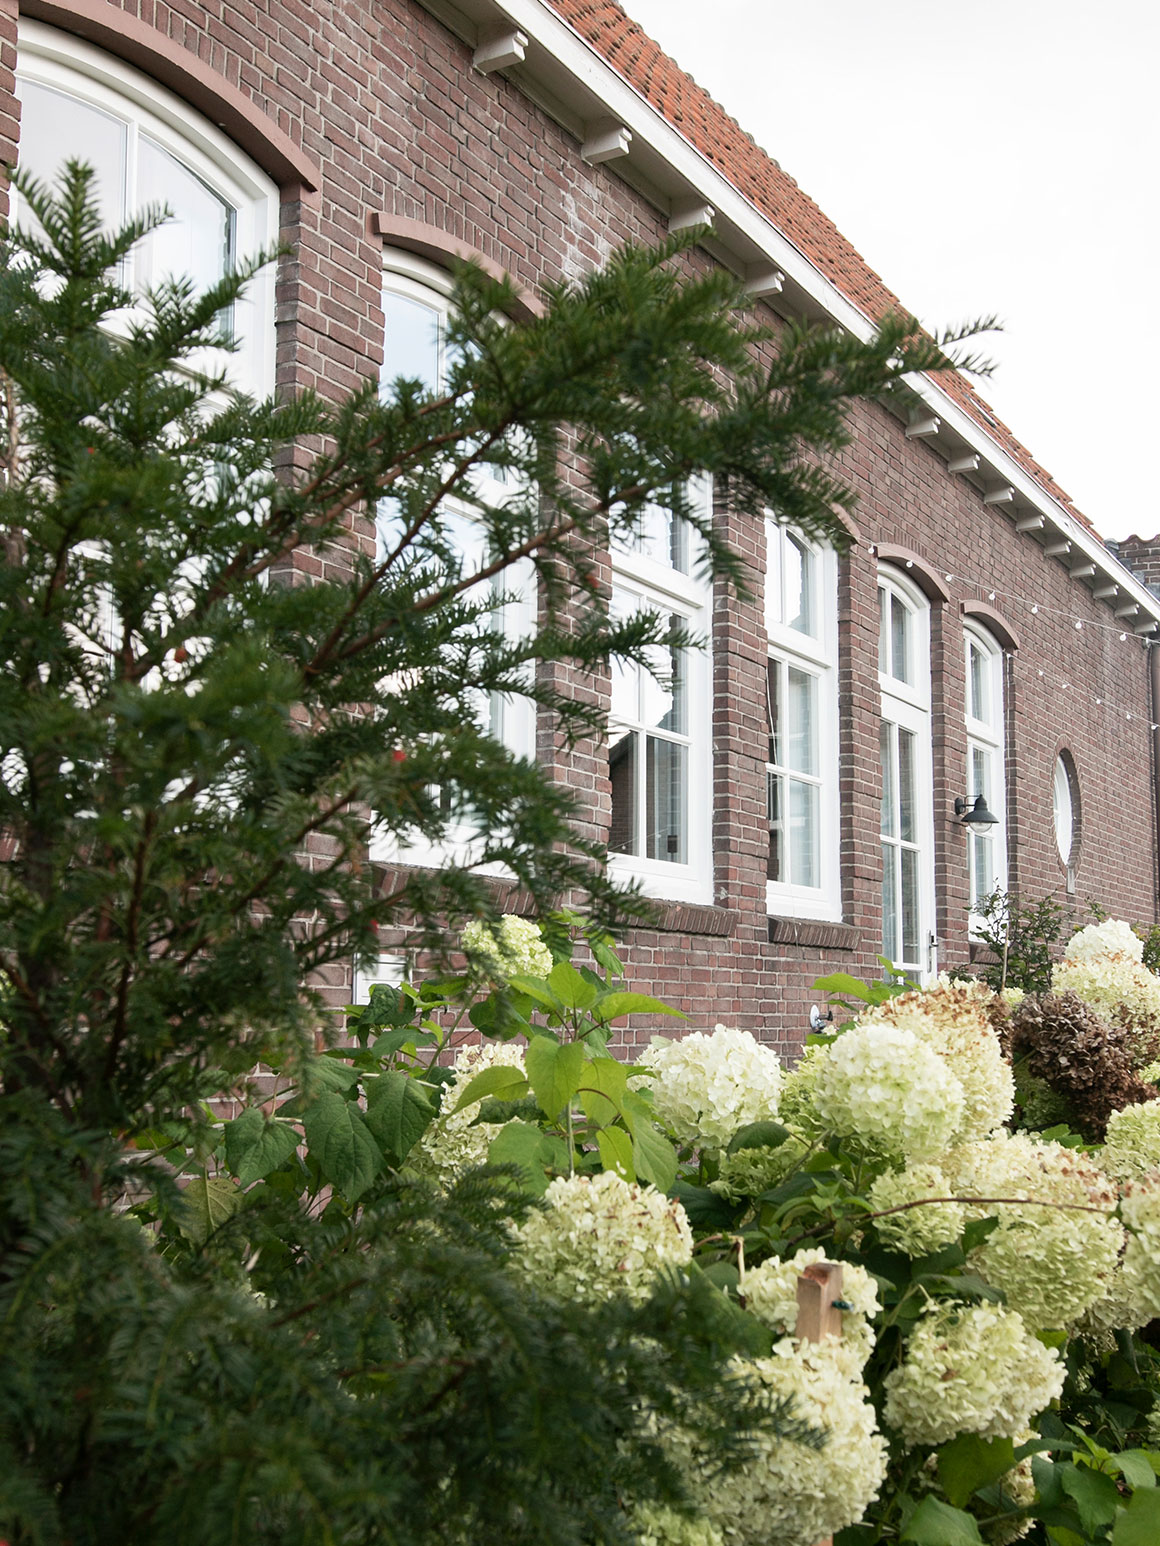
[764,517,840,921]
[1053,752,1077,867]
[607,479,713,906]
[15,20,278,400]
[964,623,1008,930]
[369,252,536,870]
[878,568,936,981]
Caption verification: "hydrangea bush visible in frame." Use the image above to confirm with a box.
[218,914,1160,1546]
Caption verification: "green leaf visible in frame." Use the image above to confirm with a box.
[937,1434,1016,1508]
[302,1091,381,1202]
[450,1064,530,1113]
[596,1126,634,1180]
[578,1057,628,1123]
[488,1121,551,1195]
[364,1070,436,1165]
[505,975,564,1014]
[547,960,600,1011]
[179,1173,244,1246]
[590,991,684,1023]
[302,1056,361,1094]
[1058,1464,1121,1536]
[1114,1487,1160,1545]
[1110,1451,1158,1490]
[899,1496,983,1545]
[672,1180,742,1229]
[223,1108,301,1185]
[726,1120,790,1154]
[961,1215,1000,1252]
[525,1036,586,1119]
[628,1114,678,1193]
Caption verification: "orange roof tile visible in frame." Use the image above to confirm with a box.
[549,0,1094,535]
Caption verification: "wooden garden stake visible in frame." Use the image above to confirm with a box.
[795,1260,844,1546]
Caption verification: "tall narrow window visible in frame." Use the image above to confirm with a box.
[609,481,712,905]
[370,252,534,867]
[15,21,278,398]
[879,570,935,978]
[765,518,840,920]
[964,625,1007,923]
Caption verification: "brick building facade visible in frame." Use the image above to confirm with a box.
[6,0,1159,1056]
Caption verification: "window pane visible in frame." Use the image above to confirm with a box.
[767,770,782,882]
[136,136,234,300]
[622,498,690,573]
[382,290,440,394]
[882,849,899,963]
[891,594,910,684]
[972,830,993,903]
[969,641,988,723]
[971,744,989,802]
[878,587,888,675]
[786,666,816,775]
[880,721,896,838]
[898,727,917,843]
[646,736,686,862]
[789,777,818,888]
[17,79,127,234]
[901,847,919,965]
[786,535,812,635]
[609,729,637,855]
[766,658,780,765]
[1054,756,1073,863]
[642,630,685,735]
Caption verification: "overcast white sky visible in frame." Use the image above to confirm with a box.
[621,0,1159,542]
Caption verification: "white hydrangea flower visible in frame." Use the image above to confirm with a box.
[461,916,552,982]
[698,1341,887,1546]
[512,1169,693,1306]
[943,1132,1122,1329]
[1102,1099,1160,1181]
[1051,955,1160,1061]
[1120,1177,1160,1323]
[1075,1261,1153,1348]
[777,1042,829,1135]
[630,1504,725,1546]
[634,1025,782,1151]
[858,980,1014,1142]
[1139,1058,1160,1084]
[742,1248,880,1373]
[1065,919,1145,964]
[1002,986,1026,1010]
[882,1302,1064,1446]
[419,1040,527,1181]
[813,1021,965,1162]
[867,1163,966,1258]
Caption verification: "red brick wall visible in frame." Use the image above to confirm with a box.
[9,0,1157,1059]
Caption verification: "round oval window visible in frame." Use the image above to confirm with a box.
[1053,754,1075,865]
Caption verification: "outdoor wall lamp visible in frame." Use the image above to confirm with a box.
[954,794,1000,836]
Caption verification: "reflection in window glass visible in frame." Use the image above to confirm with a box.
[1054,755,1075,864]
[610,590,689,865]
[381,290,441,394]
[766,658,820,887]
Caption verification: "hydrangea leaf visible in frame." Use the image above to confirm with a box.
[591,992,684,1023]
[1110,1451,1159,1490]
[937,1434,1016,1508]
[578,1057,628,1124]
[178,1173,244,1246]
[1113,1486,1160,1545]
[302,1090,380,1202]
[547,960,600,1011]
[1059,1464,1124,1536]
[450,1064,530,1114]
[364,1070,436,1165]
[727,1120,791,1154]
[488,1120,551,1195]
[899,1496,983,1544]
[223,1107,301,1185]
[596,1126,634,1181]
[526,1035,585,1119]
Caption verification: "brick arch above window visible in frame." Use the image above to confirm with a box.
[372,214,545,322]
[960,599,1020,652]
[20,0,320,193]
[872,543,950,604]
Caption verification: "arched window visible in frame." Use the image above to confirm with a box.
[608,478,713,905]
[879,568,935,978]
[14,21,278,397]
[765,518,840,920]
[964,624,1007,923]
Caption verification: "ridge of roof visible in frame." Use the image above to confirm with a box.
[548,0,1095,537]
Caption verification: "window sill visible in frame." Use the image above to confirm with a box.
[767,916,860,951]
